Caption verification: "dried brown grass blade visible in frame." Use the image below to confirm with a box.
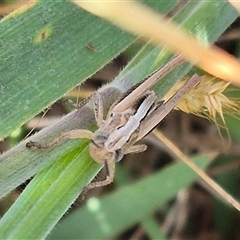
[153,129,240,212]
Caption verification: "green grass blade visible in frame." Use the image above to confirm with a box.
[0,0,175,139]
[48,156,210,239]
[0,144,100,239]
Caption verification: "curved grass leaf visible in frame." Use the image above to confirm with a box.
[48,156,210,239]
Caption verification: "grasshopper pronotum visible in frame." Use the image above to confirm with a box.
[26,55,200,195]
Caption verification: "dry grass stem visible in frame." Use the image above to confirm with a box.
[0,1,29,15]
[73,1,240,84]
[152,129,240,211]
[228,0,240,13]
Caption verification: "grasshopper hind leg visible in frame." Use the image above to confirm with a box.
[125,144,147,154]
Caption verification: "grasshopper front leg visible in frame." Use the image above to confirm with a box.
[26,93,104,149]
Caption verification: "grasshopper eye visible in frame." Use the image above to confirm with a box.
[95,135,108,141]
[94,130,109,142]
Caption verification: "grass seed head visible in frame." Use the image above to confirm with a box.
[163,75,240,128]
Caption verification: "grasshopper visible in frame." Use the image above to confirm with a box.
[26,55,200,195]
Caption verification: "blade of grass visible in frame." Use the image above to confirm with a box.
[212,156,239,240]
[0,0,175,139]
[47,156,210,239]
[0,143,100,239]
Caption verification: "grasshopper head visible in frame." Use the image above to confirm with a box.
[89,129,124,164]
